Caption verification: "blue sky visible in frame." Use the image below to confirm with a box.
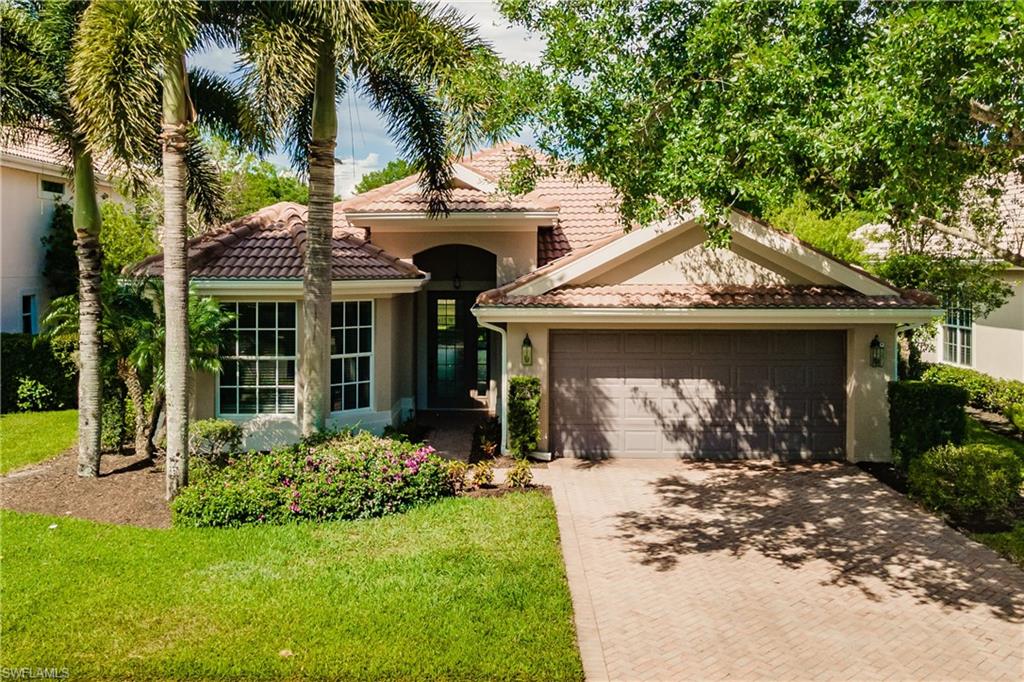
[190,1,544,196]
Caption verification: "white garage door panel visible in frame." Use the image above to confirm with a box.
[550,330,847,460]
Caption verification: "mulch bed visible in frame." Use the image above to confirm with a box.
[464,484,551,499]
[0,448,171,528]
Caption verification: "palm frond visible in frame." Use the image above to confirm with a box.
[183,129,225,227]
[189,66,272,155]
[0,3,62,131]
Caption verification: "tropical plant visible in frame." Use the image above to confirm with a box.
[235,0,508,437]
[70,0,265,496]
[1,0,108,476]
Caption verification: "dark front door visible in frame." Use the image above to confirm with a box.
[428,292,489,409]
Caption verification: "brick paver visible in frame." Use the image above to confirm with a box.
[536,459,1024,681]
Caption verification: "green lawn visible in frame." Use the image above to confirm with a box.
[0,492,583,681]
[0,409,77,474]
[965,417,1024,568]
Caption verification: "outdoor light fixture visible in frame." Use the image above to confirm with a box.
[522,334,534,366]
[869,335,885,368]
[452,273,462,290]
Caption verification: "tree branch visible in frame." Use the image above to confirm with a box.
[919,216,1024,266]
[969,100,1024,148]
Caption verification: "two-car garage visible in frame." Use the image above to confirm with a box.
[548,329,847,460]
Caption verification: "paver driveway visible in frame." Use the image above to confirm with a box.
[538,459,1024,681]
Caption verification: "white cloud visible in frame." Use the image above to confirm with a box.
[334,153,382,198]
[452,0,545,64]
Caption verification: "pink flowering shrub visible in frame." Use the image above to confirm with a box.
[172,431,453,527]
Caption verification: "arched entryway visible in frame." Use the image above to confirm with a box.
[413,245,497,409]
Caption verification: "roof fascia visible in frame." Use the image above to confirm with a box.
[191,276,429,298]
[474,305,942,325]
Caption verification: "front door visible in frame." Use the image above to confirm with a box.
[428,292,489,409]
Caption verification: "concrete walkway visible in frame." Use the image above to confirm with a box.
[536,459,1024,681]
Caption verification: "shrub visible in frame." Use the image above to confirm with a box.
[445,460,469,493]
[471,416,501,460]
[889,381,967,470]
[470,460,494,488]
[189,419,244,466]
[0,333,77,413]
[908,444,1022,526]
[16,378,56,412]
[508,375,541,458]
[171,431,454,528]
[921,364,1024,420]
[505,458,533,489]
[1006,404,1024,433]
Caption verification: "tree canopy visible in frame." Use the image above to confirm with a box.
[500,0,1023,257]
[354,158,414,193]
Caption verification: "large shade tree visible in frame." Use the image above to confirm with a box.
[499,0,1023,260]
[236,0,508,436]
[70,0,263,496]
[1,0,110,476]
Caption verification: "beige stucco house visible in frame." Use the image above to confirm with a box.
[136,144,939,461]
[0,134,120,334]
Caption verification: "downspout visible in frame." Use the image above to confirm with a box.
[478,318,509,456]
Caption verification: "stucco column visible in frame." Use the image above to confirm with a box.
[507,323,550,451]
[845,325,897,462]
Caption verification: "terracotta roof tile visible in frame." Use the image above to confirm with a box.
[131,202,423,281]
[340,186,559,214]
[477,283,938,309]
[537,225,572,266]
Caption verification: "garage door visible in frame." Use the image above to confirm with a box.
[549,330,846,460]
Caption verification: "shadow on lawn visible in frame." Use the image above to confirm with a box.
[614,463,1024,621]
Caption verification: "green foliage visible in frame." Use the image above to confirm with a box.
[471,416,501,460]
[875,254,1012,320]
[354,158,414,194]
[470,459,494,488]
[921,364,1024,422]
[188,418,243,467]
[0,409,78,474]
[505,458,533,489]
[0,333,76,414]
[208,137,308,220]
[99,201,159,275]
[889,381,967,470]
[15,378,56,412]
[768,194,873,265]
[909,444,1022,526]
[172,432,453,528]
[508,376,541,458]
[1006,405,1024,433]
[444,459,469,494]
[40,202,77,298]
[500,1,1023,252]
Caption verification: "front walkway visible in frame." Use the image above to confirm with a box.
[537,459,1024,681]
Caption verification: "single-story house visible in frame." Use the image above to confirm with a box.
[853,175,1024,381]
[135,144,940,461]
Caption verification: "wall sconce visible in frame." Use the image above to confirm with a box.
[522,334,534,366]
[869,335,885,368]
[452,273,462,290]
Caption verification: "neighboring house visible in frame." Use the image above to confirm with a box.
[0,134,120,334]
[854,177,1024,381]
[134,144,939,461]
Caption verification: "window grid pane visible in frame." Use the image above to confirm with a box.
[219,301,297,416]
[330,300,373,412]
[942,306,973,368]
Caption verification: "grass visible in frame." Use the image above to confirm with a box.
[0,409,77,474]
[0,492,583,681]
[965,417,1024,568]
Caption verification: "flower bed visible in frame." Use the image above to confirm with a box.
[172,431,454,527]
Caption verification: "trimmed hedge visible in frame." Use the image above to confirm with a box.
[508,375,541,458]
[909,443,1022,526]
[1,333,77,413]
[889,381,967,470]
[921,364,1024,419]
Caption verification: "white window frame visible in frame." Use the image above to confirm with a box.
[330,300,375,414]
[216,301,297,417]
[942,306,973,367]
[21,292,38,335]
[38,176,66,199]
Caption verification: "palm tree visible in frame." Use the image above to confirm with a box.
[236,0,501,436]
[1,0,107,476]
[70,0,264,497]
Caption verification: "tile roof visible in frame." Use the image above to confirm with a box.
[1,128,114,178]
[339,143,624,251]
[131,202,423,280]
[477,283,938,309]
[854,173,1024,263]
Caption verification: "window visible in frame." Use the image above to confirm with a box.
[218,302,296,415]
[40,178,65,195]
[21,294,37,334]
[330,301,373,412]
[943,307,972,366]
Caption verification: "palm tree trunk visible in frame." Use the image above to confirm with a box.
[71,141,103,477]
[162,54,191,499]
[301,35,337,437]
[120,360,151,459]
